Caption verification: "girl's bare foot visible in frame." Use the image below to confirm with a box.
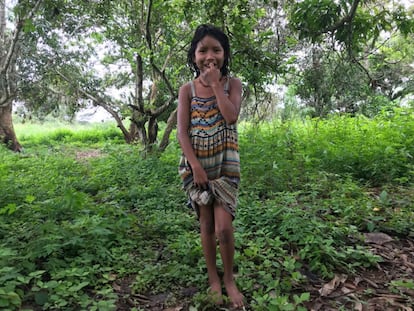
[224,278,244,308]
[208,279,223,305]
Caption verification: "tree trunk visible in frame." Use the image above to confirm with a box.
[1,0,21,152]
[148,116,158,144]
[130,109,148,146]
[0,100,22,152]
[1,0,26,152]
[159,108,177,152]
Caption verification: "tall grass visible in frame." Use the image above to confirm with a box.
[15,120,123,147]
[240,108,414,196]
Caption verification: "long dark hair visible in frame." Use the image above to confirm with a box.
[187,24,230,78]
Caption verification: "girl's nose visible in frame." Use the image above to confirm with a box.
[206,51,215,60]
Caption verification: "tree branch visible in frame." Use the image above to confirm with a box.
[317,0,361,35]
[149,97,175,118]
[151,62,176,98]
[136,53,144,112]
[55,69,131,138]
[1,0,42,73]
[0,0,6,42]
[145,0,152,51]
[142,0,176,116]
[1,0,42,106]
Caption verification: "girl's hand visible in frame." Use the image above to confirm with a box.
[201,63,221,87]
[192,165,209,190]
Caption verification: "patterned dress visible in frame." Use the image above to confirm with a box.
[178,78,240,218]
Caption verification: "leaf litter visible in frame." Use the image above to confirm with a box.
[112,233,413,310]
[304,233,414,311]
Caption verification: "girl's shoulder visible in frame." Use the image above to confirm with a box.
[179,81,193,91]
[228,76,242,86]
[179,81,194,101]
[226,76,242,93]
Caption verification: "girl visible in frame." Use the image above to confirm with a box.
[177,24,244,309]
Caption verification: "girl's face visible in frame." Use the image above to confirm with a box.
[194,35,225,73]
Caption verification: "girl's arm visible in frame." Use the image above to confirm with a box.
[212,77,242,124]
[203,64,242,124]
[177,83,209,188]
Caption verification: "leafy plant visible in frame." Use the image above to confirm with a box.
[1,109,413,309]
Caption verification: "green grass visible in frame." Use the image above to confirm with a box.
[15,120,123,147]
[1,108,413,310]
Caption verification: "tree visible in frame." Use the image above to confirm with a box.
[2,0,186,150]
[0,0,42,151]
[368,33,414,101]
[285,0,414,117]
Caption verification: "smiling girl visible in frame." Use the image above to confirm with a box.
[177,24,244,309]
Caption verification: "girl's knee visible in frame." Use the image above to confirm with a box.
[215,227,234,244]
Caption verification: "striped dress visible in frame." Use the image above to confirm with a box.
[178,78,240,218]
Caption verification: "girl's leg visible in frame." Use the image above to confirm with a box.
[198,204,223,304]
[214,202,244,308]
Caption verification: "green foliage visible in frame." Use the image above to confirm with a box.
[15,121,123,147]
[241,108,414,192]
[288,0,340,42]
[288,0,413,51]
[1,112,414,309]
[286,0,414,118]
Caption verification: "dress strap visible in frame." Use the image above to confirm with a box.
[224,77,230,93]
[190,81,196,97]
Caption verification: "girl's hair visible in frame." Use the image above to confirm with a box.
[187,24,230,77]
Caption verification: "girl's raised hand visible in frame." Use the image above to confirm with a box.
[201,63,221,87]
